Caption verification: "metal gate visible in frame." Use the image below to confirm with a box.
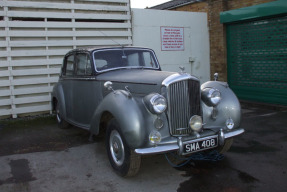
[227,15,287,105]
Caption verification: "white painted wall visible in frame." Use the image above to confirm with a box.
[132,9,210,84]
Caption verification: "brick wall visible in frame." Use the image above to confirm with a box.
[208,0,227,81]
[173,2,208,12]
[170,0,276,81]
[227,0,275,10]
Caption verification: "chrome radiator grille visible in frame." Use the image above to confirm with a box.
[167,79,201,136]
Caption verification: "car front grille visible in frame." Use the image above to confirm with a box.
[167,79,201,136]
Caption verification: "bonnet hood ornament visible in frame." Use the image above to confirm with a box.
[179,66,185,74]
[214,73,218,81]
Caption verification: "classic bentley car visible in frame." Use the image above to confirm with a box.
[51,46,244,177]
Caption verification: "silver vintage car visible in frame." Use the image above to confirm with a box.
[52,46,244,177]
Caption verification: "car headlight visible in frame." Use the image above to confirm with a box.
[144,93,167,114]
[201,88,221,106]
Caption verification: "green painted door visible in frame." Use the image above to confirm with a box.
[227,15,287,105]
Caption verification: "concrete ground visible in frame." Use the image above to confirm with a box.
[0,103,286,192]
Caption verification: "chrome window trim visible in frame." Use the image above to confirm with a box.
[92,47,160,73]
[61,77,96,81]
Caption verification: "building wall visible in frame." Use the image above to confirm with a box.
[173,2,208,13]
[207,0,227,81]
[227,0,275,9]
[170,0,276,81]
[132,9,210,84]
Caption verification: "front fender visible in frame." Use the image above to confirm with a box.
[90,90,146,148]
[201,81,241,130]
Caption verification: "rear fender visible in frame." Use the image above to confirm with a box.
[52,84,67,119]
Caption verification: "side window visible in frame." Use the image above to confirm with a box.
[76,53,92,76]
[65,54,74,76]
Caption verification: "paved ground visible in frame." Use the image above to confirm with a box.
[0,103,286,192]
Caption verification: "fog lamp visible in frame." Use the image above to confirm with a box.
[149,131,161,144]
[226,118,234,129]
[189,115,203,132]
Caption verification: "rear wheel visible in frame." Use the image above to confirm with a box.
[106,118,141,177]
[55,101,69,129]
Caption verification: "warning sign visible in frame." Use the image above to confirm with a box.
[161,27,184,51]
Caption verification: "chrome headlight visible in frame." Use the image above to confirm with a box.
[144,93,167,114]
[201,88,221,106]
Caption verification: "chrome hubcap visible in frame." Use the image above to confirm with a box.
[109,130,125,166]
[113,142,119,153]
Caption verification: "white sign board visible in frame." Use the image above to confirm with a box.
[161,27,184,51]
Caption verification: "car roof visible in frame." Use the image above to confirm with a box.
[65,46,153,55]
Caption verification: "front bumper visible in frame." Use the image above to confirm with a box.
[135,128,244,155]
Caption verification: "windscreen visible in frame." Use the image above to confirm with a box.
[93,48,159,72]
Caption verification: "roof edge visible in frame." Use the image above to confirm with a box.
[220,0,287,24]
[149,0,199,10]
[166,1,198,10]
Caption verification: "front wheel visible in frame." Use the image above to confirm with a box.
[218,138,233,154]
[106,118,141,177]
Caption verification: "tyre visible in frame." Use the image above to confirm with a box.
[218,138,233,154]
[106,118,141,177]
[55,101,69,129]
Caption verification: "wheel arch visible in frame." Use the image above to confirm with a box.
[51,97,58,112]
[97,111,114,137]
[90,91,147,149]
[51,84,67,119]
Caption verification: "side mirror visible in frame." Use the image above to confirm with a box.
[104,81,114,91]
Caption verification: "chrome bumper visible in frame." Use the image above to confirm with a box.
[135,128,245,155]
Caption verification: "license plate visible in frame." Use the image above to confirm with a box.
[183,136,218,155]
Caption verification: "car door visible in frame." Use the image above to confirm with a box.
[72,52,101,128]
[61,53,75,121]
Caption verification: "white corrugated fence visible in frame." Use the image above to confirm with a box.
[0,0,131,118]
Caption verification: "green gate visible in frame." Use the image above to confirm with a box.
[226,15,287,105]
